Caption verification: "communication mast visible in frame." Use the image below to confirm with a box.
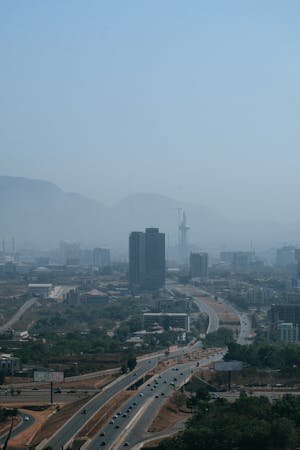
[178,210,190,266]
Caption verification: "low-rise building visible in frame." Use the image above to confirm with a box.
[277,322,299,343]
[28,283,53,298]
[0,354,21,375]
[143,312,190,332]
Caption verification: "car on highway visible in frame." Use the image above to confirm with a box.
[100,441,106,446]
[124,443,129,447]
[100,432,105,436]
[139,392,144,397]
[24,415,30,421]
[109,420,114,424]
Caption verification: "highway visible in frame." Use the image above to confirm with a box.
[172,284,219,333]
[45,356,161,449]
[87,351,226,449]
[0,298,37,333]
[0,412,35,446]
[237,311,252,345]
[0,387,93,404]
[183,284,253,345]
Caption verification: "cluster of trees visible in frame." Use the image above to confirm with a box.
[225,342,300,374]
[204,327,234,348]
[156,395,300,450]
[15,328,130,364]
[32,298,143,334]
[0,408,17,423]
[121,355,137,373]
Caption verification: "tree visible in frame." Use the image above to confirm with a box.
[127,356,137,371]
[0,370,5,385]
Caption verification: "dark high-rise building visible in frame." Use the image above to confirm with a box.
[129,232,145,286]
[269,304,300,327]
[190,252,208,279]
[129,228,165,290]
[144,228,165,290]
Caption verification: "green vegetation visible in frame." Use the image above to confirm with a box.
[204,327,234,348]
[225,342,300,374]
[31,298,143,334]
[0,408,17,423]
[156,395,300,450]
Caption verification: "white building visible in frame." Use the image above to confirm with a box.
[28,283,53,298]
[278,322,299,344]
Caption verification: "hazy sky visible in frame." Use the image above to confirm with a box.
[1,1,300,222]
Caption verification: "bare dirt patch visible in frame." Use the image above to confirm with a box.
[0,416,21,439]
[149,393,191,433]
[61,374,115,389]
[8,407,54,448]
[31,397,90,446]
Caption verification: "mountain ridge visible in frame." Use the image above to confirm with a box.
[0,175,298,252]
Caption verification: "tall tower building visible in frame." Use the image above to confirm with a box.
[129,228,165,290]
[178,211,189,266]
[144,228,165,290]
[129,232,145,286]
[190,252,208,279]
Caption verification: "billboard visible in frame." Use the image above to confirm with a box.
[214,361,243,372]
[34,371,64,382]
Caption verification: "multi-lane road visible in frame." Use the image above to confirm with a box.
[46,356,161,449]
[87,351,225,450]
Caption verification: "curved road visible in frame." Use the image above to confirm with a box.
[0,412,35,446]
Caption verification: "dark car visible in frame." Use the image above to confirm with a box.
[100,432,105,436]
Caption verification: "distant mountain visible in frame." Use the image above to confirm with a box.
[0,176,299,253]
[0,176,109,248]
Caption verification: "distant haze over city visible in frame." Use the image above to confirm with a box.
[2,2,300,231]
[0,175,299,253]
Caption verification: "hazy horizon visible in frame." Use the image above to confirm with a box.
[2,2,300,224]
